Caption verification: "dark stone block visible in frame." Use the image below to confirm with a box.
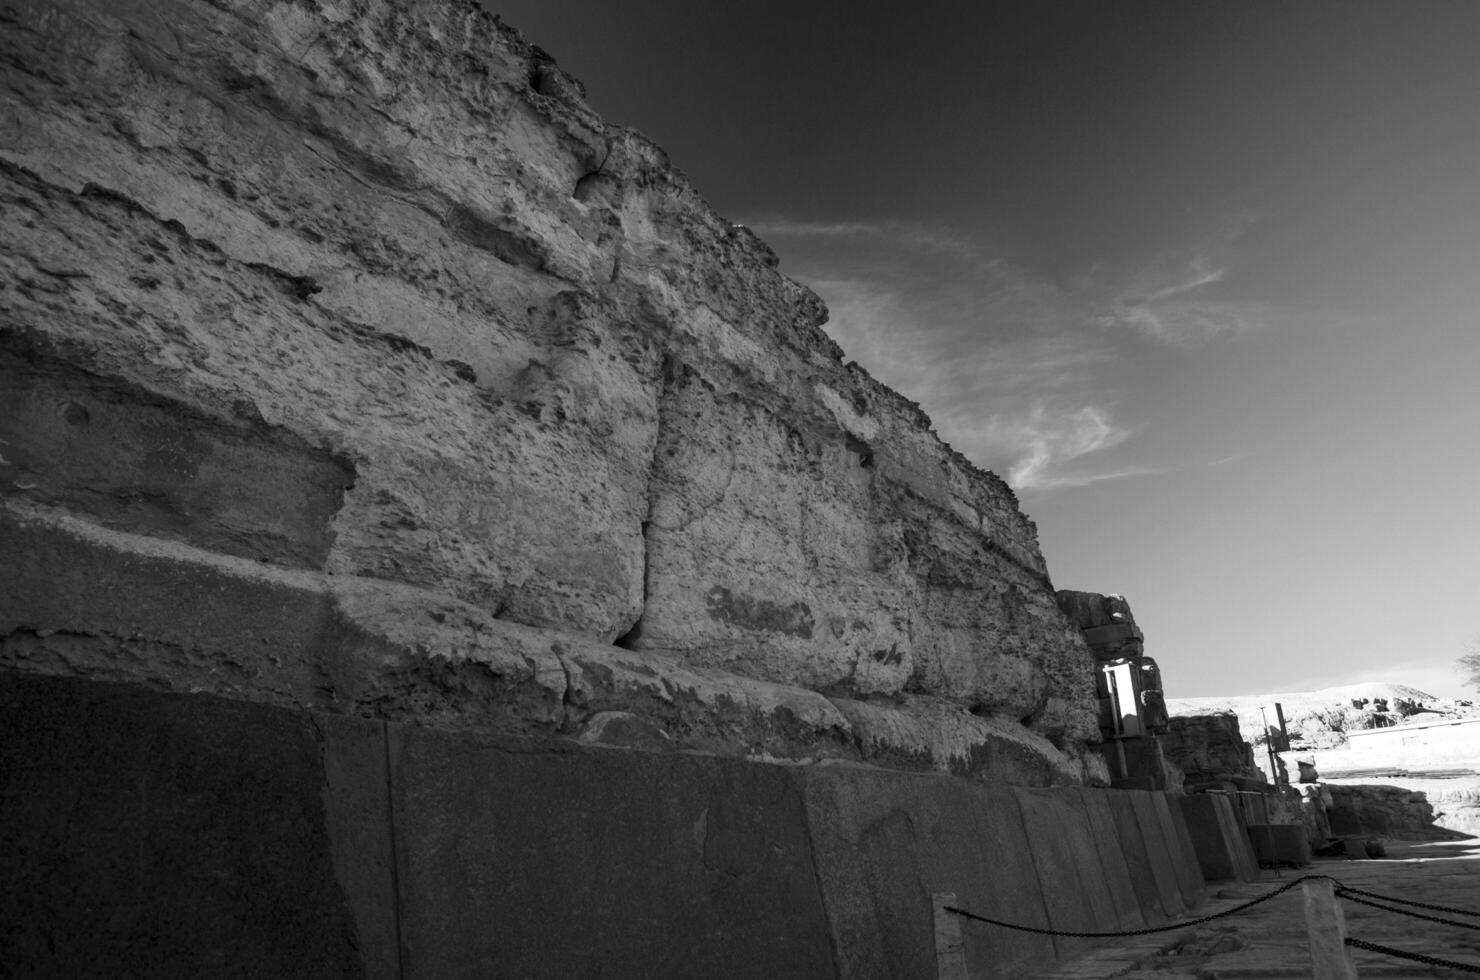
[0,672,364,978]
[1117,791,1186,918]
[1246,823,1312,867]
[1076,787,1149,930]
[1175,793,1259,883]
[797,766,1056,980]
[319,713,400,980]
[1154,792,1208,908]
[388,727,836,979]
[1013,787,1117,960]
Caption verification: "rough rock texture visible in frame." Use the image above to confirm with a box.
[1163,713,1266,790]
[1324,783,1472,841]
[0,0,1098,780]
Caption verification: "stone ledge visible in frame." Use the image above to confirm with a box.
[1,498,1087,784]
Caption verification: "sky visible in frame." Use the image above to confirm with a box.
[487,1,1480,699]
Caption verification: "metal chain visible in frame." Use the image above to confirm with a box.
[946,875,1323,939]
[1339,891,1480,932]
[1346,937,1480,974]
[1336,883,1480,918]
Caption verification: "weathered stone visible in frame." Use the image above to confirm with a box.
[827,694,1088,785]
[1164,713,1265,788]
[1325,783,1468,840]
[0,0,1098,779]
[557,640,857,762]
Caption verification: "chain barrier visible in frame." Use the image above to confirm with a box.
[1345,937,1480,974]
[1335,883,1480,918]
[1337,890,1480,932]
[947,872,1480,975]
[945,874,1325,938]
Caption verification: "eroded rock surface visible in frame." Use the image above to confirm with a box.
[1163,714,1266,790]
[0,0,1098,782]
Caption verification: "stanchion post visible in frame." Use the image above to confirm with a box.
[1302,878,1358,980]
[932,892,969,980]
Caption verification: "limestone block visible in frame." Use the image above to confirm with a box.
[632,359,914,695]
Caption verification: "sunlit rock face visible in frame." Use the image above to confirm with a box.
[0,0,1097,782]
[1163,714,1266,790]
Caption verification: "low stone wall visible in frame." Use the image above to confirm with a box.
[2,672,1206,979]
[1324,780,1480,841]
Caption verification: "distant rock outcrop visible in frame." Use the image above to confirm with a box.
[1169,683,1479,753]
[0,0,1100,782]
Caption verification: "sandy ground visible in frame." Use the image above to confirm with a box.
[1015,838,1480,978]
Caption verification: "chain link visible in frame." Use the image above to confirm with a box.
[947,869,1480,980]
[1336,883,1480,918]
[1338,891,1480,932]
[946,874,1322,938]
[1345,937,1480,974]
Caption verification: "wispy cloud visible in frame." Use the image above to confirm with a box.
[1088,216,1285,345]
[751,216,1273,491]
[974,402,1134,489]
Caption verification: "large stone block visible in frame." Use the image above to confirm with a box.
[1110,791,1185,919]
[0,672,364,978]
[1075,787,1150,931]
[1153,792,1208,909]
[1175,793,1260,883]
[388,725,836,979]
[797,766,1057,980]
[1013,787,1120,961]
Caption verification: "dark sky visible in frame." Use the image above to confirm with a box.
[486,1,1480,699]
[491,1,1480,285]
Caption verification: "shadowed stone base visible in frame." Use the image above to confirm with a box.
[1,672,1209,979]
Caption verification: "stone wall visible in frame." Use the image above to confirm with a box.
[2,672,1207,980]
[1163,713,1266,790]
[0,0,1101,780]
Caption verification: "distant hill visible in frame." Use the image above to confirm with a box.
[1168,683,1480,751]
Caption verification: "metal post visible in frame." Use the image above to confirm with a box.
[1259,704,1281,786]
[932,892,969,980]
[1302,878,1358,980]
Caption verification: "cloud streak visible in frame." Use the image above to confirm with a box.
[1088,216,1283,345]
[753,216,1279,491]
